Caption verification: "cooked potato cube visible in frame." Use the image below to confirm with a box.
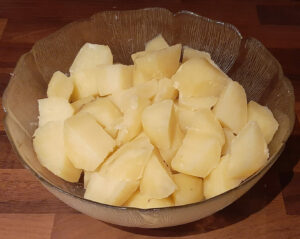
[222,128,235,155]
[135,79,158,100]
[204,155,241,199]
[145,34,169,51]
[247,101,279,144]
[140,151,177,199]
[172,58,230,98]
[47,71,73,100]
[125,190,174,208]
[171,130,221,178]
[97,64,133,96]
[131,51,147,63]
[182,46,211,63]
[64,113,115,171]
[213,81,247,134]
[79,97,122,138]
[70,43,112,73]
[228,121,269,180]
[178,94,218,111]
[71,96,95,112]
[38,97,74,127]
[84,170,93,189]
[142,99,176,150]
[33,121,82,182]
[172,173,204,206]
[153,78,178,102]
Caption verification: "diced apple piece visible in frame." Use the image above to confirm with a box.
[159,125,184,167]
[171,130,221,178]
[140,151,177,199]
[79,97,122,138]
[176,107,225,146]
[182,46,211,63]
[38,97,74,127]
[145,34,169,51]
[153,78,178,102]
[142,100,176,150]
[135,79,158,100]
[125,191,174,208]
[84,171,93,189]
[64,113,115,171]
[47,71,73,100]
[228,121,269,180]
[99,134,154,181]
[172,173,204,206]
[84,173,139,206]
[178,94,218,111]
[248,101,279,144]
[33,121,82,182]
[134,44,182,81]
[172,58,230,98]
[70,43,113,73]
[204,155,241,199]
[213,81,247,134]
[97,64,133,96]
[222,128,235,155]
[71,96,95,112]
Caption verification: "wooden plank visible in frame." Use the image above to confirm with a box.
[0,19,7,39]
[0,135,23,169]
[0,214,54,239]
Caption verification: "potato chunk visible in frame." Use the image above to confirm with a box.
[64,113,115,171]
[182,46,211,63]
[204,155,241,199]
[247,101,279,144]
[79,97,122,138]
[172,173,204,206]
[227,121,269,180]
[97,64,133,96]
[171,130,221,178]
[172,58,230,98]
[70,43,112,73]
[71,96,95,113]
[213,81,247,134]
[140,151,177,199]
[38,97,74,127]
[145,34,169,51]
[33,121,81,182]
[142,99,176,150]
[178,94,218,111]
[47,71,73,100]
[222,128,235,155]
[153,78,178,103]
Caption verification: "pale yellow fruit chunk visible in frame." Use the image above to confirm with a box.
[47,71,73,100]
[99,134,154,181]
[134,44,182,81]
[84,173,139,206]
[97,64,133,96]
[222,128,235,155]
[228,121,269,180]
[204,155,241,199]
[131,51,147,63]
[71,96,95,113]
[176,107,225,146]
[135,79,158,100]
[142,99,176,150]
[140,151,176,199]
[125,191,174,208]
[33,121,81,182]
[171,130,221,178]
[79,97,122,138]
[153,78,178,102]
[182,46,211,63]
[178,94,218,111]
[70,43,113,73]
[247,101,279,144]
[172,173,204,206]
[213,81,247,134]
[145,34,169,51]
[172,58,230,98]
[64,113,115,171]
[38,97,74,127]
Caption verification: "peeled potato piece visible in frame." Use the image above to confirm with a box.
[153,78,178,103]
[178,94,218,111]
[71,96,95,113]
[145,34,169,51]
[47,71,73,100]
[182,46,211,63]
[222,128,235,155]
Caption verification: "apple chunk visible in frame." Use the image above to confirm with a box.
[33,121,82,182]
[47,71,73,100]
[171,130,221,178]
[64,113,115,171]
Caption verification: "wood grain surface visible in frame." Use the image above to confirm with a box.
[0,0,300,238]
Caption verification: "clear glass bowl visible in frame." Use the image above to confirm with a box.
[2,8,295,228]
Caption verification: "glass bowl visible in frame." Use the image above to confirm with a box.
[2,8,295,228]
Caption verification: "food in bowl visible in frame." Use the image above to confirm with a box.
[32,34,279,209]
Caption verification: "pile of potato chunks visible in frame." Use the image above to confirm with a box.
[33,34,279,208]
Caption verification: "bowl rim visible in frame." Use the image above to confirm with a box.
[2,7,295,212]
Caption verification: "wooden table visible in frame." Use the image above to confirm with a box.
[0,0,300,238]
